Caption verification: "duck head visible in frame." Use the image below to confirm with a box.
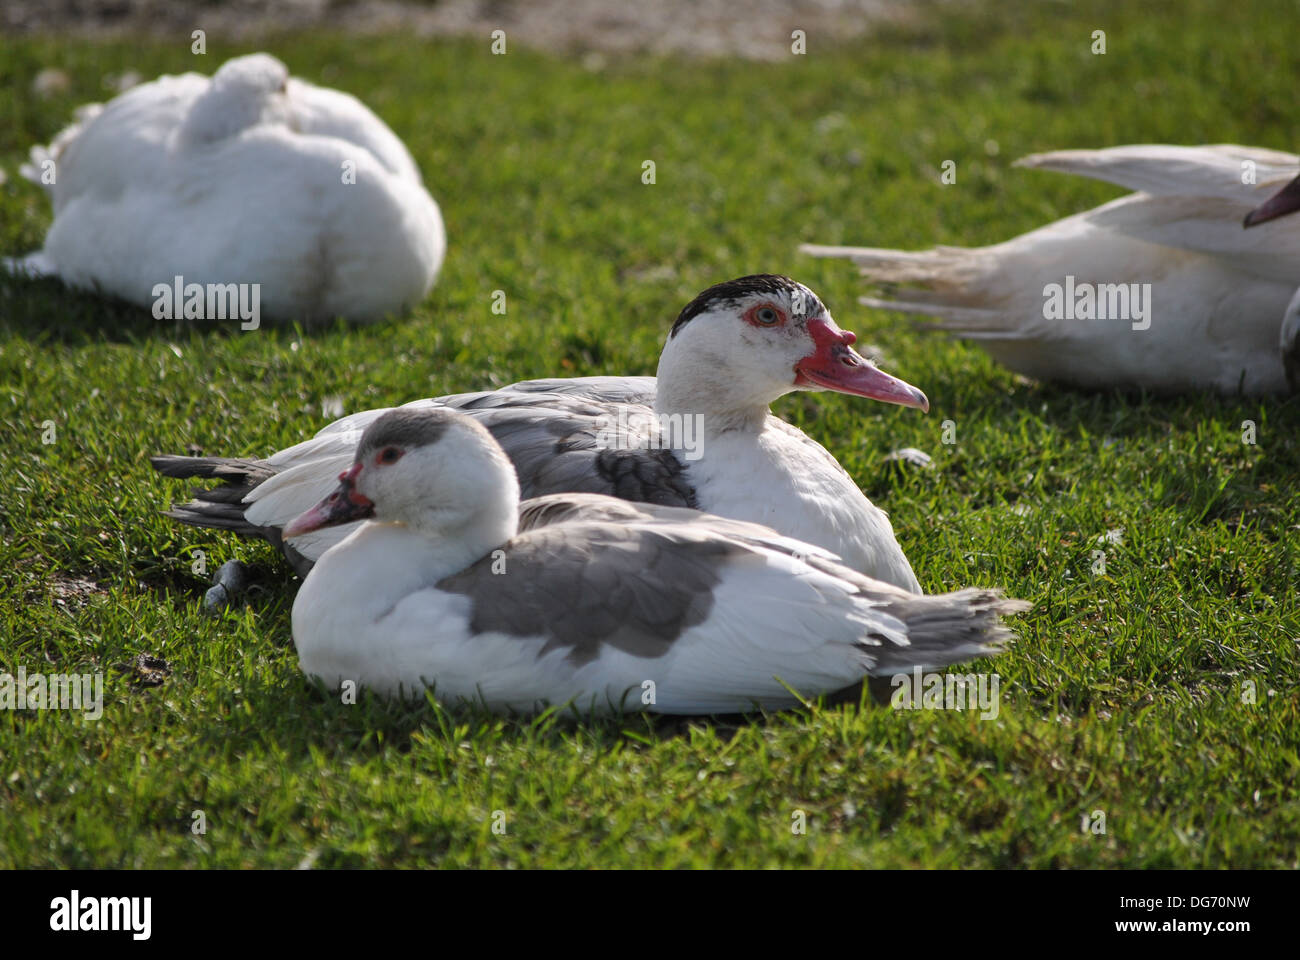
[180,52,295,145]
[655,275,928,423]
[284,407,520,543]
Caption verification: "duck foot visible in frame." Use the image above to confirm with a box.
[203,559,249,612]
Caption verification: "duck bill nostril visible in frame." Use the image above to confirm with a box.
[284,475,376,538]
[795,321,929,411]
[794,346,929,412]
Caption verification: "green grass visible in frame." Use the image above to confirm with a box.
[1,0,1298,868]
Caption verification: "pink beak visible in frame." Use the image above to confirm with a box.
[794,317,930,412]
[283,463,374,538]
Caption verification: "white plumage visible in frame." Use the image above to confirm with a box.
[9,52,445,323]
[803,144,1300,394]
[154,275,931,592]
[286,407,1025,715]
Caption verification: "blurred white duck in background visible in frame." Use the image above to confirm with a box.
[283,407,1026,715]
[153,276,930,593]
[804,144,1300,394]
[7,52,445,323]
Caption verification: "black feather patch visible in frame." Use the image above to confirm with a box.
[670,274,825,338]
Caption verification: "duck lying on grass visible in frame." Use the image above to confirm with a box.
[804,144,1300,394]
[281,406,1028,716]
[7,52,444,324]
[154,275,930,593]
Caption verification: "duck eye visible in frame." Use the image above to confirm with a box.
[754,305,781,326]
[376,446,403,465]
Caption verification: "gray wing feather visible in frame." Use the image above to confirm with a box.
[437,522,740,666]
[434,385,697,507]
[442,501,1029,674]
[154,376,696,567]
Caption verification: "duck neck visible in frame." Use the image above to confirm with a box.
[654,358,773,439]
[368,495,519,586]
[356,504,512,587]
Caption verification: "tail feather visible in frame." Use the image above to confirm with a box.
[151,454,314,576]
[857,295,1007,329]
[801,243,976,285]
[802,243,996,303]
[150,454,276,535]
[802,241,1021,335]
[151,454,274,490]
[1014,145,1299,203]
[159,501,262,538]
[866,588,1030,675]
[19,144,57,196]
[800,549,1029,673]
[20,103,104,201]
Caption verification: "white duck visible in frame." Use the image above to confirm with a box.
[283,407,1025,715]
[8,52,444,323]
[803,144,1300,394]
[153,275,930,592]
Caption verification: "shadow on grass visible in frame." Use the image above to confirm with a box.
[862,373,1300,521]
[181,650,891,761]
[1018,385,1300,527]
[0,273,418,346]
[1,274,200,345]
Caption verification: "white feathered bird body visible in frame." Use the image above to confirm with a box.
[804,145,1300,394]
[13,53,445,324]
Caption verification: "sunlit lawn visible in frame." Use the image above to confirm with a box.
[0,0,1296,867]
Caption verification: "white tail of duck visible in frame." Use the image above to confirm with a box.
[803,144,1300,394]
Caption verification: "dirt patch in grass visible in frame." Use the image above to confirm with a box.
[48,575,107,610]
[4,0,922,60]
